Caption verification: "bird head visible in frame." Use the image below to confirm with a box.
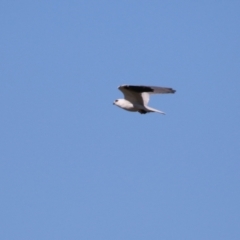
[113,99,126,107]
[113,99,119,105]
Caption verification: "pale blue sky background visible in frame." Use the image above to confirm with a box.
[1,1,240,239]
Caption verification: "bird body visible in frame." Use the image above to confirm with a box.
[113,85,176,114]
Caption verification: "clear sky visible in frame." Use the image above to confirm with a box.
[1,1,240,239]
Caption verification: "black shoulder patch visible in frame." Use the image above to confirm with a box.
[123,85,154,93]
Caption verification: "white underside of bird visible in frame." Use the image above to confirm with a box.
[113,85,176,115]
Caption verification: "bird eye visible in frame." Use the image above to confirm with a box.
[115,100,118,102]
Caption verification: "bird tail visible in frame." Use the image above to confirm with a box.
[145,106,165,115]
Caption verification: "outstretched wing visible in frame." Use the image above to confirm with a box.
[118,85,176,106]
[118,85,145,105]
[122,85,176,94]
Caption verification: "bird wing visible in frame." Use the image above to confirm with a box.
[118,85,145,105]
[118,85,176,106]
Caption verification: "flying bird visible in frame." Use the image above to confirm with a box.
[113,85,176,114]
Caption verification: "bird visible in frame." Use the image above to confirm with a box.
[113,85,176,114]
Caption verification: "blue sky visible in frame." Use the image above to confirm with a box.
[1,1,240,239]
